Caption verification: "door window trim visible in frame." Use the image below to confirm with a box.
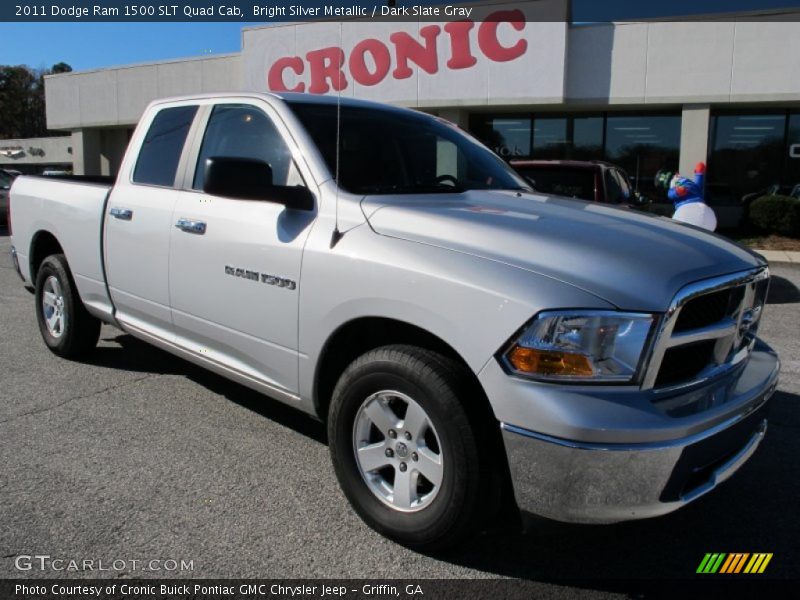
[128,103,201,190]
[177,98,318,209]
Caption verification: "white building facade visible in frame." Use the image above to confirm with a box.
[43,0,800,202]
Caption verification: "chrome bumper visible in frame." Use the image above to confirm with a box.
[499,347,779,524]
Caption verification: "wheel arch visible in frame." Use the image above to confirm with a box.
[29,230,65,284]
[313,316,493,423]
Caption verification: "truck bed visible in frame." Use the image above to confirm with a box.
[10,175,114,321]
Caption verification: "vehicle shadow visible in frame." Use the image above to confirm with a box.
[767,275,800,304]
[89,332,327,444]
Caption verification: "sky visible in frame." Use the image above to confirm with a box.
[0,0,798,72]
[0,22,257,72]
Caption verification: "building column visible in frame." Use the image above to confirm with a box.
[436,108,470,130]
[99,129,129,177]
[679,104,711,175]
[71,129,101,176]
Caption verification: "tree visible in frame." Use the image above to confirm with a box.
[0,62,72,139]
[51,62,72,74]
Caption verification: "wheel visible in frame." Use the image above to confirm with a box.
[328,344,489,550]
[35,254,100,358]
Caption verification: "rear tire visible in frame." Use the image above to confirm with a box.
[328,344,490,550]
[35,254,100,358]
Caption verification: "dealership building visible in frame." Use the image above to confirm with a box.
[0,136,73,174]
[38,0,800,202]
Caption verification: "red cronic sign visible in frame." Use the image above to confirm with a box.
[267,9,528,93]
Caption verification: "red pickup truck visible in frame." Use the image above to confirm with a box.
[510,159,648,207]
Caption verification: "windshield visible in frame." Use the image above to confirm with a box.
[287,102,529,195]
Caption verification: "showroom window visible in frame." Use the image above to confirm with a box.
[605,114,681,200]
[471,111,679,200]
[708,113,788,202]
[571,116,605,161]
[785,112,800,191]
[472,114,605,161]
[469,116,531,158]
[532,117,568,159]
[531,115,605,161]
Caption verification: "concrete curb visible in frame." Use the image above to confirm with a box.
[751,249,800,264]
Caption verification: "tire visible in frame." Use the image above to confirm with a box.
[328,344,490,550]
[34,254,101,358]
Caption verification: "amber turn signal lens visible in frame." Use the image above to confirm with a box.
[508,345,594,377]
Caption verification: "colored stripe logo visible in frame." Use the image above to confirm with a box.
[697,553,773,574]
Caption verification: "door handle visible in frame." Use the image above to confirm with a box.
[175,218,207,235]
[109,207,133,220]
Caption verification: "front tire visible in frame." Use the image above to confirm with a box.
[328,345,488,550]
[35,254,100,358]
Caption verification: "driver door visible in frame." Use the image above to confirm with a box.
[168,101,316,395]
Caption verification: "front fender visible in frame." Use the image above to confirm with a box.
[297,223,614,409]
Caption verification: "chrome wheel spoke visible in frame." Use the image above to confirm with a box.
[392,467,417,510]
[415,447,443,487]
[42,291,57,308]
[402,401,428,441]
[47,312,60,331]
[364,399,399,433]
[356,441,391,472]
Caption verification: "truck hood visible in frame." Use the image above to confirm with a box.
[361,190,765,312]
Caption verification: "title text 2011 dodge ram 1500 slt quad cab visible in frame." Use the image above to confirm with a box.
[9,93,779,550]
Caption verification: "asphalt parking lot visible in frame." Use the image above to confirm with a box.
[1,229,798,594]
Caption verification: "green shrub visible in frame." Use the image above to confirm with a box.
[748,195,800,237]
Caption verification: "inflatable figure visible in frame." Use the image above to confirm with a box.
[667,162,717,231]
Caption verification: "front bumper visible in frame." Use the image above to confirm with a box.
[490,342,779,523]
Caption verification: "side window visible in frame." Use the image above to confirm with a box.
[614,169,632,201]
[193,104,303,191]
[605,169,627,204]
[133,105,198,187]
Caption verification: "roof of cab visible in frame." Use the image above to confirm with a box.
[146,91,414,114]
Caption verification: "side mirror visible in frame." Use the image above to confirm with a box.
[203,156,314,211]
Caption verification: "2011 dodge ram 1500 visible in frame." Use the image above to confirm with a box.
[9,93,780,549]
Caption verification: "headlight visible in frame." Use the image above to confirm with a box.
[503,310,655,383]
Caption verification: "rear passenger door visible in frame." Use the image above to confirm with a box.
[168,101,317,395]
[104,103,199,340]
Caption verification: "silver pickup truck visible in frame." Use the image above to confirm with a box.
[9,93,779,550]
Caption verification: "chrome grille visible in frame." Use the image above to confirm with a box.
[642,267,769,391]
[673,286,745,333]
[655,340,717,388]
